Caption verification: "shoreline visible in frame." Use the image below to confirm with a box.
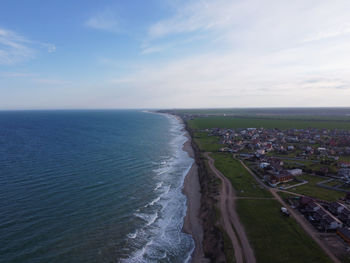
[174,115,206,263]
[182,132,206,263]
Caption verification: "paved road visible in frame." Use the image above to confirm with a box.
[205,153,256,263]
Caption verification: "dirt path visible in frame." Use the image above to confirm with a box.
[205,153,256,263]
[239,159,341,263]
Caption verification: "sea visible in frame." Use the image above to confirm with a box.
[0,110,195,263]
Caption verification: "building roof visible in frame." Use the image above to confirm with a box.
[330,202,346,209]
[300,196,312,206]
[338,227,350,239]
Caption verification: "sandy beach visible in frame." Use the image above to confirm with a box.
[180,125,206,262]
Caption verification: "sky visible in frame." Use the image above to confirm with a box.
[1,0,350,109]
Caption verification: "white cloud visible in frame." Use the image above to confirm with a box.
[85,9,119,32]
[0,28,34,64]
[117,0,350,107]
[46,44,56,53]
[141,44,170,54]
[148,0,241,39]
[31,78,71,85]
[0,71,37,78]
[0,28,55,65]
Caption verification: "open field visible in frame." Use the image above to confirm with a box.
[174,107,350,119]
[340,156,350,162]
[193,132,221,152]
[188,116,350,130]
[211,153,271,198]
[236,199,333,263]
[289,175,345,201]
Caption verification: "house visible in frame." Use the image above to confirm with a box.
[260,162,270,169]
[300,196,313,207]
[270,173,293,184]
[329,202,347,215]
[313,208,328,221]
[338,168,350,178]
[320,214,343,230]
[287,145,295,151]
[255,149,265,156]
[337,227,350,245]
[287,169,303,176]
[313,206,343,230]
[268,158,284,172]
[305,201,321,213]
[340,162,350,168]
[339,208,350,222]
[317,147,327,154]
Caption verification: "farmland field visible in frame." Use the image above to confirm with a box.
[188,116,350,130]
[237,199,333,263]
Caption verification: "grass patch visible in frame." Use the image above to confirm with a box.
[188,116,350,130]
[289,175,345,201]
[340,156,350,162]
[215,205,235,262]
[237,199,333,263]
[219,225,236,263]
[210,153,271,198]
[193,132,222,152]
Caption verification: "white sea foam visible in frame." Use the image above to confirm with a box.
[154,182,163,191]
[134,212,159,227]
[145,196,160,207]
[123,112,195,263]
[146,212,158,226]
[127,231,138,239]
[160,185,171,197]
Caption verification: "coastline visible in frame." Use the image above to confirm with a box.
[174,115,206,263]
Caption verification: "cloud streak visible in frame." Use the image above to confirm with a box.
[109,0,350,107]
[0,28,55,65]
[85,9,120,32]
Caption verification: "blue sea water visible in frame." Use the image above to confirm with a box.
[0,110,194,263]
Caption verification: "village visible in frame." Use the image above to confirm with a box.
[207,126,350,247]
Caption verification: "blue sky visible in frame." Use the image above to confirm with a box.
[1,0,350,109]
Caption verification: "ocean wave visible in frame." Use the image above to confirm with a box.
[145,196,161,207]
[160,185,171,197]
[134,212,159,227]
[123,113,195,262]
[154,182,163,191]
[127,230,138,239]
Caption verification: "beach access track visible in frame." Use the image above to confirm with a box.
[205,152,256,263]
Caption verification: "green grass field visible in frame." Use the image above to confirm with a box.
[340,156,350,162]
[210,153,271,198]
[188,116,350,130]
[237,199,333,263]
[193,132,222,152]
[289,175,345,201]
[173,108,350,121]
